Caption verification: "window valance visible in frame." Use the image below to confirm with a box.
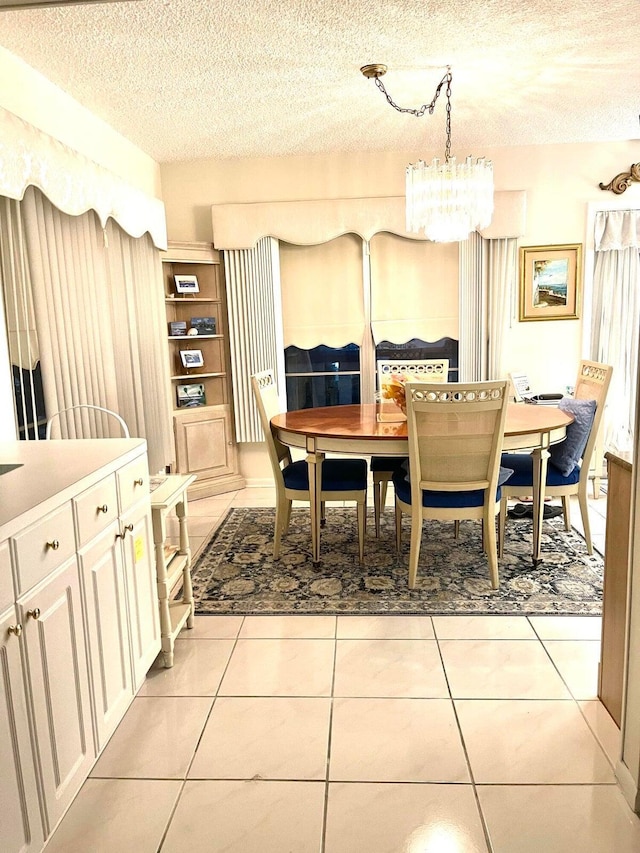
[0,107,167,249]
[594,209,640,251]
[211,191,526,250]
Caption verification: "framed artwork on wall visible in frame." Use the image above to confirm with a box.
[519,243,582,322]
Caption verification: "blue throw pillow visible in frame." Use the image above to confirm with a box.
[549,397,597,477]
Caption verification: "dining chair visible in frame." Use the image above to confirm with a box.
[251,369,368,563]
[372,358,449,537]
[499,359,613,556]
[393,379,510,589]
[45,404,131,439]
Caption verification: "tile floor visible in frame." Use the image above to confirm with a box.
[44,484,640,853]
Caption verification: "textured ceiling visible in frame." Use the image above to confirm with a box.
[1,0,639,163]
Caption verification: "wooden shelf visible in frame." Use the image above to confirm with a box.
[170,372,226,381]
[168,335,223,341]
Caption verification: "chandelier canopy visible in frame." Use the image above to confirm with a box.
[361,65,494,243]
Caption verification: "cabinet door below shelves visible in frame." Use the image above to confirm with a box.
[0,606,45,853]
[174,404,238,480]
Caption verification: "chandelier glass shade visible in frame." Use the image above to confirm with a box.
[406,155,494,242]
[361,64,494,243]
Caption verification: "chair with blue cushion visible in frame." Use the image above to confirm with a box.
[372,358,449,537]
[251,369,368,563]
[499,359,613,556]
[393,379,511,589]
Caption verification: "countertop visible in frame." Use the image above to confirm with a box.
[0,438,147,538]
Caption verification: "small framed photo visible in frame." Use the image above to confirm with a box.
[174,274,200,295]
[179,349,204,368]
[168,320,187,337]
[519,244,582,322]
[190,316,217,335]
[176,383,206,408]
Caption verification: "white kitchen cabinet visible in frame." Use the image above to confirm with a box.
[0,604,45,853]
[18,558,94,834]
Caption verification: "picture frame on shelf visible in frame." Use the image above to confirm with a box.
[519,244,582,322]
[174,274,200,295]
[176,383,206,408]
[179,349,204,368]
[190,316,217,335]
[168,320,188,337]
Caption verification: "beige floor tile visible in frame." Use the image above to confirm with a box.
[478,784,640,853]
[90,696,212,778]
[529,615,602,640]
[579,700,621,766]
[230,487,278,506]
[161,780,325,853]
[179,614,244,639]
[189,696,331,779]
[433,615,537,640]
[324,782,488,853]
[334,639,449,698]
[543,639,601,698]
[219,638,335,696]
[138,638,235,696]
[166,514,220,538]
[239,614,336,638]
[456,699,615,784]
[439,639,571,699]
[43,778,181,853]
[187,494,235,516]
[336,615,434,639]
[329,697,469,782]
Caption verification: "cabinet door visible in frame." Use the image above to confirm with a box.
[0,607,45,853]
[19,558,94,834]
[121,501,160,689]
[174,404,238,479]
[78,520,133,751]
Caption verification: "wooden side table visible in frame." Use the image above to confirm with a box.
[150,474,197,667]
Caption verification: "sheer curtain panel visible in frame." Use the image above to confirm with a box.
[20,186,172,472]
[487,237,518,380]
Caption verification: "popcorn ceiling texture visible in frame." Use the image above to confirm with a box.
[0,0,638,163]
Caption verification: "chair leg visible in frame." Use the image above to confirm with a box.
[485,510,500,590]
[577,490,593,555]
[498,497,507,558]
[454,520,460,539]
[561,496,571,531]
[320,501,326,528]
[408,512,422,589]
[274,498,289,559]
[395,502,402,553]
[284,500,292,533]
[373,480,382,538]
[357,500,366,565]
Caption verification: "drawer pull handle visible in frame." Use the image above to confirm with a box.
[117,523,134,539]
[27,608,41,620]
[8,624,22,637]
[97,504,109,514]
[46,539,60,551]
[134,477,144,486]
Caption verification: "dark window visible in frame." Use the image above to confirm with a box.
[13,362,47,440]
[284,344,360,410]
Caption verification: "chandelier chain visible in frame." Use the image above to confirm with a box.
[373,69,453,161]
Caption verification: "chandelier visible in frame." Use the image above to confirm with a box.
[360,64,494,243]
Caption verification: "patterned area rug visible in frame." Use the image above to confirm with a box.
[191,507,603,616]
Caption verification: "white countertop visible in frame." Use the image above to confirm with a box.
[0,439,148,538]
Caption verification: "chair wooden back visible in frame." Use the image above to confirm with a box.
[250,370,292,484]
[404,380,509,499]
[573,359,613,476]
[377,359,449,394]
[45,404,130,440]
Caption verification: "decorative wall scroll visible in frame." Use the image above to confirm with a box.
[599,163,640,195]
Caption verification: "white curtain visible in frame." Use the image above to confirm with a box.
[19,186,173,473]
[592,209,640,452]
[487,237,518,380]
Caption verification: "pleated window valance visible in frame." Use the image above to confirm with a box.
[0,107,167,249]
[594,209,640,251]
[211,191,526,250]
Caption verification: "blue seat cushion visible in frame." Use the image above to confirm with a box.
[370,455,408,474]
[548,397,597,477]
[500,452,581,486]
[282,458,367,492]
[392,469,507,508]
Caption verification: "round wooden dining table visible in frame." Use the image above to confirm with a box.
[271,402,573,566]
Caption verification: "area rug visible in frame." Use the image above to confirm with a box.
[191,507,603,616]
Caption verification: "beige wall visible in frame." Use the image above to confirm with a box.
[160,140,640,479]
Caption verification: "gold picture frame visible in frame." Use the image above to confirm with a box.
[519,243,582,322]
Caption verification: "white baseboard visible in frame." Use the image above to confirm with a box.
[616,758,640,813]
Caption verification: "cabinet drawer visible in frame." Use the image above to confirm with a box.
[0,540,13,612]
[74,474,119,547]
[12,503,76,595]
[117,456,150,512]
